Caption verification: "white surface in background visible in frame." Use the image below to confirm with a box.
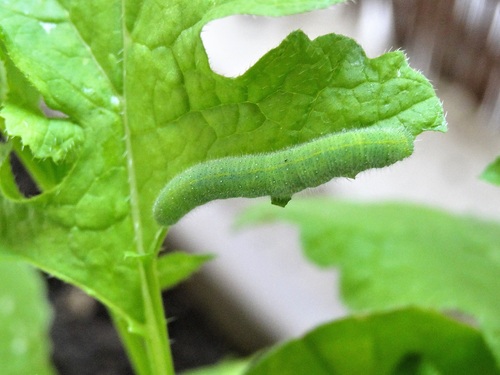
[202,3,391,79]
[170,3,500,342]
[174,199,347,340]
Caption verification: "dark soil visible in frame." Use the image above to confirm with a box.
[48,276,247,375]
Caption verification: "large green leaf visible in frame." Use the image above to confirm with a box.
[183,309,499,375]
[244,308,498,375]
[0,0,444,326]
[0,259,55,375]
[0,0,444,363]
[239,199,500,365]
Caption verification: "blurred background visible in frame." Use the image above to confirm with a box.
[46,0,500,373]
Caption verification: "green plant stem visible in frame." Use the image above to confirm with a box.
[140,258,175,375]
[110,312,151,375]
[112,257,174,375]
[118,7,174,371]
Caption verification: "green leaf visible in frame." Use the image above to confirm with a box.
[157,251,213,290]
[1,103,83,162]
[0,259,55,375]
[0,140,9,165]
[183,358,252,375]
[0,51,83,163]
[0,140,23,200]
[244,308,498,375]
[238,199,500,366]
[482,157,500,186]
[0,0,444,327]
[0,1,445,373]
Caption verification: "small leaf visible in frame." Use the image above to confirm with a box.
[0,140,25,199]
[157,251,213,290]
[481,157,500,186]
[183,358,251,375]
[0,140,10,164]
[0,259,55,375]
[244,308,498,375]
[2,103,84,162]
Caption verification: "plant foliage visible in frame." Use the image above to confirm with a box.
[0,1,446,373]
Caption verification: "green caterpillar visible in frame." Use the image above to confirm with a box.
[153,126,414,226]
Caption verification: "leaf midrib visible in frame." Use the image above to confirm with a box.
[119,0,147,256]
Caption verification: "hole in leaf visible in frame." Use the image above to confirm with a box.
[201,6,357,77]
[9,152,41,198]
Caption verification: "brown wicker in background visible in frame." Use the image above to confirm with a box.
[392,0,500,123]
